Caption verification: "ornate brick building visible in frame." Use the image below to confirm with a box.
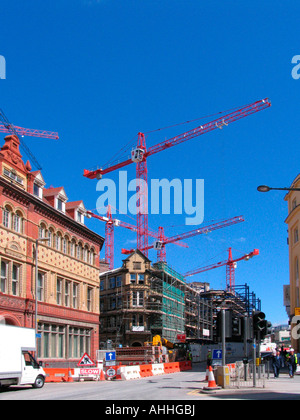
[0,134,105,366]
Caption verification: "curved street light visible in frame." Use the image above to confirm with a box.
[257,185,300,192]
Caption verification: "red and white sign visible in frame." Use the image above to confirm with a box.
[106,367,116,377]
[80,368,100,375]
[177,334,186,342]
[77,352,96,367]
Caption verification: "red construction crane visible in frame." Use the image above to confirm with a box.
[184,247,259,292]
[83,98,271,254]
[86,206,188,269]
[122,216,245,264]
[0,108,59,170]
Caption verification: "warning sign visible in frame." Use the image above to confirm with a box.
[77,352,96,367]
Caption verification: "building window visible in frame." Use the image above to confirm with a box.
[89,250,95,265]
[132,291,144,307]
[87,287,93,311]
[77,243,83,260]
[130,274,136,284]
[294,228,299,244]
[77,211,84,224]
[3,205,11,228]
[110,297,116,310]
[116,276,122,287]
[133,262,141,270]
[48,228,55,248]
[39,223,47,239]
[292,198,297,210]
[62,237,68,254]
[70,240,76,257]
[56,198,64,212]
[65,281,71,307]
[100,280,105,291]
[13,211,22,233]
[37,272,45,301]
[3,168,24,185]
[109,277,116,289]
[138,274,144,284]
[33,183,43,199]
[37,323,65,359]
[12,263,20,296]
[0,260,8,293]
[73,283,79,309]
[55,233,62,251]
[83,246,88,263]
[68,328,91,359]
[57,278,62,305]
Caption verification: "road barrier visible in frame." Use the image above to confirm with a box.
[44,360,192,382]
[120,365,141,380]
[44,368,74,383]
[140,364,153,377]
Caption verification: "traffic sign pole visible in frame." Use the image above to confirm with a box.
[221,309,226,366]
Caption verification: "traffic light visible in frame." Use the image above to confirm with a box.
[216,310,232,340]
[252,310,266,339]
[232,316,241,337]
[241,316,253,342]
[261,320,272,339]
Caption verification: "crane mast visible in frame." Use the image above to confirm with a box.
[83,98,271,255]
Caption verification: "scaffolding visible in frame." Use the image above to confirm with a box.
[99,260,214,348]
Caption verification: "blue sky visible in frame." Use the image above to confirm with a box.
[1,0,299,325]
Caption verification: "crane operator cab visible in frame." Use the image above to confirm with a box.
[131,148,144,163]
[153,240,163,250]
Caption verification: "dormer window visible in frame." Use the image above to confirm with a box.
[55,195,66,213]
[32,172,45,199]
[33,182,43,198]
[77,210,84,224]
[57,198,63,211]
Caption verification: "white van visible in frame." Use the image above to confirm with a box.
[0,324,46,388]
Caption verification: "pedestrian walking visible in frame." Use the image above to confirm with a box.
[271,350,281,378]
[206,349,212,367]
[286,348,298,378]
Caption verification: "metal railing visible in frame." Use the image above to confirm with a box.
[229,361,266,388]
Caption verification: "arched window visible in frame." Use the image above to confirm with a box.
[56,232,62,251]
[13,211,23,233]
[70,239,76,257]
[62,236,69,254]
[83,245,89,263]
[3,205,12,229]
[77,242,83,260]
[48,228,55,248]
[89,248,95,265]
[39,222,47,239]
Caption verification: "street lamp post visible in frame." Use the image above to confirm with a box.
[35,237,50,350]
[257,185,300,193]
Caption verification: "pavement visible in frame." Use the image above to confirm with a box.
[187,368,300,400]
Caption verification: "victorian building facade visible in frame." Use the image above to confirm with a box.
[0,134,104,366]
[285,173,300,352]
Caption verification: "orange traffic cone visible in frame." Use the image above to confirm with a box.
[67,368,74,382]
[205,365,209,381]
[100,369,105,381]
[202,366,221,392]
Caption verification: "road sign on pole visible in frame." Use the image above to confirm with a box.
[212,349,222,360]
[105,351,116,362]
